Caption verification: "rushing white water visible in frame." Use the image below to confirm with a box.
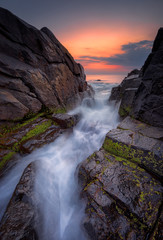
[0,81,120,239]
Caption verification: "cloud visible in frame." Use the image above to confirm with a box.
[78,40,153,68]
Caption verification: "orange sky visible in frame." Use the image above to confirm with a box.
[59,23,156,78]
[2,0,162,80]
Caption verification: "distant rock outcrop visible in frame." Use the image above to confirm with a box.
[0,7,90,122]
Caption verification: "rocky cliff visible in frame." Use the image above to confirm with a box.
[109,28,163,128]
[0,7,90,122]
[0,7,93,176]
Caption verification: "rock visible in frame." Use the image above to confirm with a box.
[79,148,162,240]
[109,28,163,127]
[51,113,79,128]
[0,162,38,239]
[0,116,61,175]
[109,71,141,114]
[127,69,140,77]
[103,116,163,179]
[78,115,163,239]
[132,28,163,128]
[20,125,64,154]
[0,7,89,122]
[0,89,29,121]
[118,88,138,117]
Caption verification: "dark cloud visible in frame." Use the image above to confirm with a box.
[78,40,153,68]
[0,0,163,35]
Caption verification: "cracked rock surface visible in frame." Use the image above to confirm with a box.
[78,116,163,240]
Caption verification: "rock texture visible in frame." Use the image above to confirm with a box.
[109,28,163,127]
[51,113,79,128]
[0,112,79,176]
[132,28,163,128]
[0,7,89,122]
[79,116,163,240]
[109,69,141,117]
[0,162,38,240]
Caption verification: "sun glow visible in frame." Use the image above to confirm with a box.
[56,23,153,76]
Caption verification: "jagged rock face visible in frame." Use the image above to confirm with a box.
[109,69,141,117]
[0,163,38,240]
[109,28,163,127]
[0,7,87,121]
[79,116,163,240]
[132,28,163,128]
[109,69,141,103]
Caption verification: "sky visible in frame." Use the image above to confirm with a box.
[0,0,163,81]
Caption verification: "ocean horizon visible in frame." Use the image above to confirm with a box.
[86,74,126,83]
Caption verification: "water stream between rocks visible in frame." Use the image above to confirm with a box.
[0,81,120,240]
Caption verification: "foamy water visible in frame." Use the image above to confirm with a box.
[0,81,120,239]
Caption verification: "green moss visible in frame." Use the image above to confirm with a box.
[119,105,131,117]
[84,178,99,191]
[139,192,145,202]
[53,107,66,114]
[102,137,161,176]
[87,152,96,162]
[21,120,52,142]
[12,120,52,152]
[0,151,15,169]
[0,113,45,135]
[103,138,141,164]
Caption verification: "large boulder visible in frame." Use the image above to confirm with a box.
[132,28,163,127]
[0,7,88,122]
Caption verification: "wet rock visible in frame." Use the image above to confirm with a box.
[0,7,89,122]
[109,28,163,127]
[118,116,163,140]
[132,28,163,127]
[103,116,163,178]
[0,162,38,239]
[109,69,141,103]
[79,114,163,240]
[118,88,138,117]
[51,113,79,128]
[20,125,64,153]
[0,89,29,121]
[0,116,62,174]
[79,149,162,239]
[149,207,163,240]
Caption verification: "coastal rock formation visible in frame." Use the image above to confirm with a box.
[109,69,141,117]
[0,163,38,239]
[0,111,80,175]
[79,29,163,239]
[132,28,163,128]
[79,117,163,240]
[110,28,163,127]
[0,7,89,122]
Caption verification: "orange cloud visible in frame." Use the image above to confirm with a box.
[56,23,154,76]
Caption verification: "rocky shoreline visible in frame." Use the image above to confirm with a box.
[78,28,163,239]
[0,7,93,176]
[0,7,162,240]
[78,116,163,240]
